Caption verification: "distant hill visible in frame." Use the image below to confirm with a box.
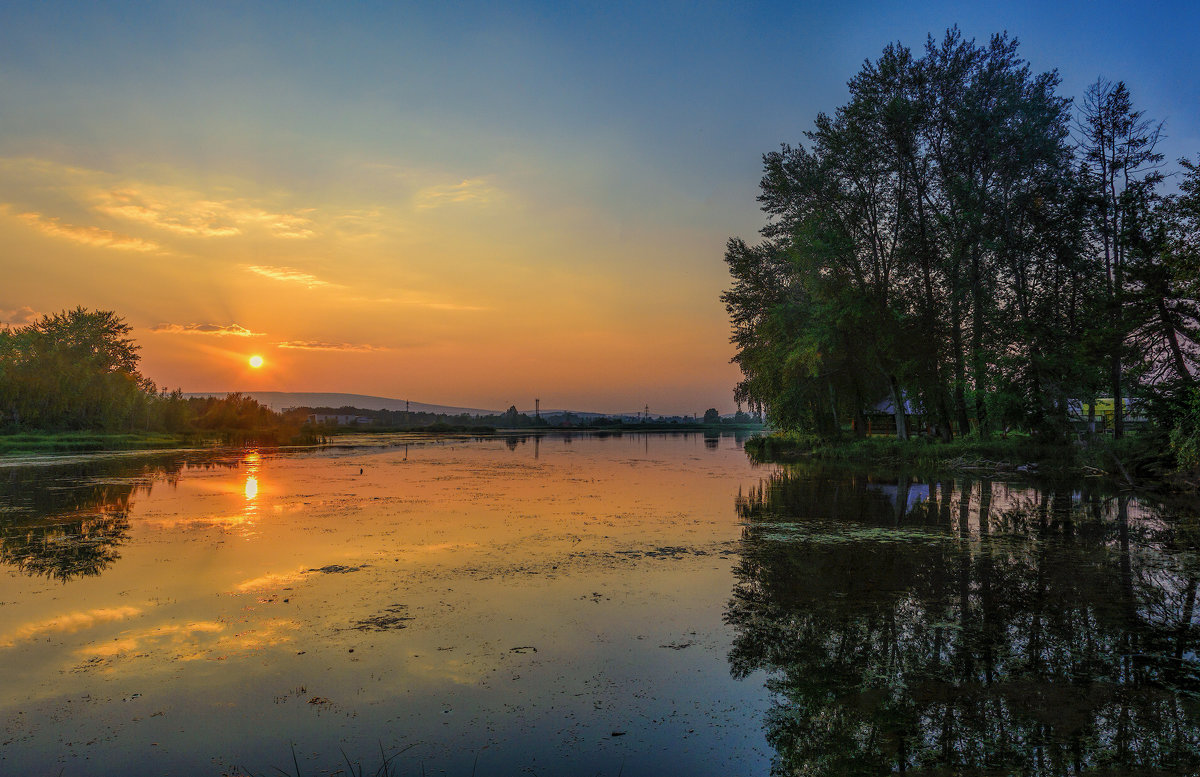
[183,392,500,416]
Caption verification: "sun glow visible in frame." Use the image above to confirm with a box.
[248,355,264,368]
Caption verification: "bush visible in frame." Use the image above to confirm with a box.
[1170,388,1200,472]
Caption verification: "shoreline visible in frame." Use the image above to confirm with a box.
[741,431,1190,492]
[0,424,766,458]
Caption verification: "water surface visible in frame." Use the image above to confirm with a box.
[1,433,1198,775]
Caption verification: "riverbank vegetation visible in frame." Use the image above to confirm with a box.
[724,28,1199,482]
[0,308,313,447]
[743,430,1164,485]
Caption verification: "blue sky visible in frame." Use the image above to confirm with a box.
[1,1,1197,412]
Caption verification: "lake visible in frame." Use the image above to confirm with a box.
[1,432,1198,775]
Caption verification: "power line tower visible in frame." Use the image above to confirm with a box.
[644,404,649,421]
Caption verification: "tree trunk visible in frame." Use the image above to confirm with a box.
[951,298,970,435]
[1160,300,1194,385]
[970,255,990,438]
[888,375,909,440]
[1111,352,1124,439]
[827,380,840,436]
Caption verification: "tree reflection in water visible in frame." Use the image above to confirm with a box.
[0,454,239,582]
[726,465,1200,776]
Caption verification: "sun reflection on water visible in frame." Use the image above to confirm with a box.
[242,451,261,518]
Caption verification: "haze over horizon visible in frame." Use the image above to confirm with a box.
[3,1,1198,415]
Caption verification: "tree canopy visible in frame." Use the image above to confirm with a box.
[724,28,1198,443]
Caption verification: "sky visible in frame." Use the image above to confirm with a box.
[2,1,1198,414]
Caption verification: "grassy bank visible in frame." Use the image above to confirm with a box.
[0,431,210,455]
[744,431,1160,482]
[0,428,330,455]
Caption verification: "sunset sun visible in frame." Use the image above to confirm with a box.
[248,355,264,369]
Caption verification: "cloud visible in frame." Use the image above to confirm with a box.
[0,306,43,326]
[92,185,316,239]
[401,299,488,312]
[95,188,316,239]
[0,158,316,242]
[14,211,161,252]
[150,322,263,337]
[245,264,334,288]
[96,190,241,237]
[414,177,501,209]
[275,340,389,352]
[350,293,489,312]
[0,605,143,647]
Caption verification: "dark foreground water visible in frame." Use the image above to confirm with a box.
[1,432,1198,776]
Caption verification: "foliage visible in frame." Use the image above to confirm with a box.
[1171,388,1200,473]
[724,28,1198,468]
[0,307,150,430]
[0,308,310,443]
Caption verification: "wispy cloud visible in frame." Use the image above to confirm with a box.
[150,322,263,337]
[0,158,316,243]
[275,340,388,352]
[245,264,334,288]
[414,177,501,209]
[0,306,43,326]
[352,293,489,312]
[14,211,160,252]
[94,187,315,239]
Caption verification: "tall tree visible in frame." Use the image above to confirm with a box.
[0,307,149,430]
[1078,79,1165,437]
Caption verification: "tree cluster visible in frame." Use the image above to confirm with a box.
[724,29,1198,443]
[0,307,300,441]
[0,307,155,430]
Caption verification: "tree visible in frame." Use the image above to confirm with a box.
[1078,79,1165,438]
[0,307,149,430]
[703,408,721,424]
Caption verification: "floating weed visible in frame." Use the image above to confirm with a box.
[756,523,950,545]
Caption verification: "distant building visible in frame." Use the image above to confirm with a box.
[307,413,373,426]
[1067,397,1148,431]
[859,396,926,436]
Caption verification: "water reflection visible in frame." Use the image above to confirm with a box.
[242,450,261,516]
[726,465,1200,776]
[0,454,238,582]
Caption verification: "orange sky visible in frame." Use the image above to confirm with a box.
[0,147,747,414]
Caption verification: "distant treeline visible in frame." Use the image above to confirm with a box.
[724,28,1199,473]
[301,404,762,430]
